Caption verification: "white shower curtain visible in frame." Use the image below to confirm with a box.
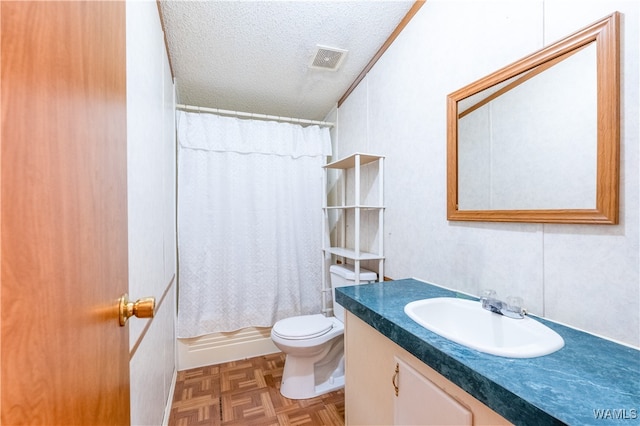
[176,111,331,337]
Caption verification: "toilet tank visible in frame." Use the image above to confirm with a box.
[330,264,377,322]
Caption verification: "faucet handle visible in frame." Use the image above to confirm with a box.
[481,289,497,300]
[506,296,524,315]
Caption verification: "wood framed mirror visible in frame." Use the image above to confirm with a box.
[447,12,620,224]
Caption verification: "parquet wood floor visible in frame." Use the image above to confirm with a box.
[168,352,345,426]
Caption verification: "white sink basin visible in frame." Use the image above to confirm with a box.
[404,297,564,358]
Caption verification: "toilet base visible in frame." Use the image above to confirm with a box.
[279,337,345,400]
[314,374,344,396]
[280,363,344,400]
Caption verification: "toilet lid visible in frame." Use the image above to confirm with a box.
[272,314,334,340]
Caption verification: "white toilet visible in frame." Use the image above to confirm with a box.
[271,264,377,399]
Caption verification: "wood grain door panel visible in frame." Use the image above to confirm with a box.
[1,2,130,424]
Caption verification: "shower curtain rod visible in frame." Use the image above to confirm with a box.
[176,104,335,128]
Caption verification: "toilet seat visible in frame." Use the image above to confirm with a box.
[272,314,334,340]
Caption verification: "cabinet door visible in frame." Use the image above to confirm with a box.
[394,357,472,425]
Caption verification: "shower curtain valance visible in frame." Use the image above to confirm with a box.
[178,111,332,158]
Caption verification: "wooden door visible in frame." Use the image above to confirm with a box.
[1,2,130,424]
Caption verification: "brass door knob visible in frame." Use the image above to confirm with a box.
[118,293,155,326]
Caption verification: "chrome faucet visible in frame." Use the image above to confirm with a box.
[480,290,526,319]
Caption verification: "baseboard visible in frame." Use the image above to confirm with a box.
[177,327,280,370]
[162,368,177,426]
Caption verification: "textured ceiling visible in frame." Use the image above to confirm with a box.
[159,1,416,121]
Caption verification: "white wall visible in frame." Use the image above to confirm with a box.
[126,1,177,424]
[335,0,639,347]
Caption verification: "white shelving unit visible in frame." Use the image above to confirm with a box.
[321,153,385,314]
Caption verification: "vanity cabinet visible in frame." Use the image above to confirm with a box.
[321,153,384,313]
[344,311,511,425]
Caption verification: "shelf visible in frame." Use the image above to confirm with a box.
[323,247,385,261]
[324,152,384,169]
[321,151,385,304]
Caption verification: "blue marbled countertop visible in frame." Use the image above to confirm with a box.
[335,278,640,425]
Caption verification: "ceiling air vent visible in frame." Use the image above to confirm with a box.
[309,45,347,71]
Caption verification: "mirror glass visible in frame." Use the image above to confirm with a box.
[447,13,619,224]
[458,44,597,210]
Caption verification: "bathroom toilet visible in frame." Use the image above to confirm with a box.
[271,264,377,399]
